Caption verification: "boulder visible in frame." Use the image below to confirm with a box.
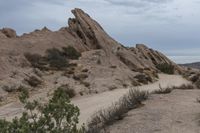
[0,28,17,38]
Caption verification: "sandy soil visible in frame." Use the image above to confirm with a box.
[0,74,189,126]
[106,89,200,133]
[73,74,189,125]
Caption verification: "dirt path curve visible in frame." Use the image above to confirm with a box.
[106,89,200,133]
[72,74,189,125]
[0,74,189,125]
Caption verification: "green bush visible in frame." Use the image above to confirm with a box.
[24,53,47,69]
[0,88,85,133]
[62,46,81,60]
[58,84,76,98]
[46,48,69,69]
[156,63,174,74]
[25,47,80,70]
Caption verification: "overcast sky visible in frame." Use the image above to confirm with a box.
[1,0,200,63]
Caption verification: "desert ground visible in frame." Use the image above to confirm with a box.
[106,89,200,133]
[0,8,200,133]
[0,74,192,127]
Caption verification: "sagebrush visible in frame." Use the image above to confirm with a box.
[87,89,149,133]
[0,87,85,133]
[156,63,174,74]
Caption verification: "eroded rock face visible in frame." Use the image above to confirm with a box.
[0,8,183,99]
[67,9,182,73]
[0,28,17,38]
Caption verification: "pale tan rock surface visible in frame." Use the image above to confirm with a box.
[0,28,17,38]
[0,8,183,102]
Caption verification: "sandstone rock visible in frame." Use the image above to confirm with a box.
[68,8,182,74]
[0,32,6,38]
[0,8,184,98]
[0,28,17,38]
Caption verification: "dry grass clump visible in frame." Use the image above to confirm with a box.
[80,81,90,88]
[173,84,194,90]
[153,84,172,94]
[134,74,152,84]
[86,89,149,133]
[24,46,81,70]
[196,98,200,103]
[58,84,76,98]
[73,74,88,81]
[156,63,174,74]
[154,84,195,95]
[108,85,117,91]
[24,75,43,87]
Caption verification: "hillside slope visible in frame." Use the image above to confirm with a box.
[0,8,182,102]
[180,62,200,69]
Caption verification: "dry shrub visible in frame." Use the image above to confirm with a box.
[82,68,89,73]
[2,85,18,93]
[58,84,76,98]
[86,89,149,133]
[131,79,140,86]
[108,86,117,91]
[24,53,47,69]
[62,46,81,60]
[153,84,172,94]
[156,63,174,74]
[46,48,69,70]
[24,76,42,87]
[73,74,88,81]
[154,84,194,94]
[81,81,90,88]
[110,66,117,69]
[134,74,152,84]
[173,84,194,90]
[196,98,200,103]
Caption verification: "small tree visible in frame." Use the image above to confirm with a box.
[0,88,85,133]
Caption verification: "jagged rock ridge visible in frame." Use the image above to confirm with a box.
[0,8,182,102]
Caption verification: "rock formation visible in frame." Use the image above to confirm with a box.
[0,28,17,38]
[0,8,183,102]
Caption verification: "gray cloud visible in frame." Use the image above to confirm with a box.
[0,0,200,63]
[104,0,173,7]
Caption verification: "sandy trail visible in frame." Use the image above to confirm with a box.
[0,74,189,125]
[106,89,200,133]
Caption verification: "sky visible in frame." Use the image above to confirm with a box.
[0,0,200,63]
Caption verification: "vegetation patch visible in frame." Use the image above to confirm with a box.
[108,85,117,91]
[173,84,194,90]
[46,48,69,69]
[80,81,90,88]
[134,74,151,84]
[154,84,194,94]
[58,84,76,98]
[0,87,84,133]
[24,53,47,70]
[24,46,81,70]
[73,74,88,81]
[62,46,81,60]
[153,84,173,94]
[24,75,43,87]
[156,63,174,74]
[86,89,149,133]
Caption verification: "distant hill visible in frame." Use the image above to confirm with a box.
[180,62,200,69]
